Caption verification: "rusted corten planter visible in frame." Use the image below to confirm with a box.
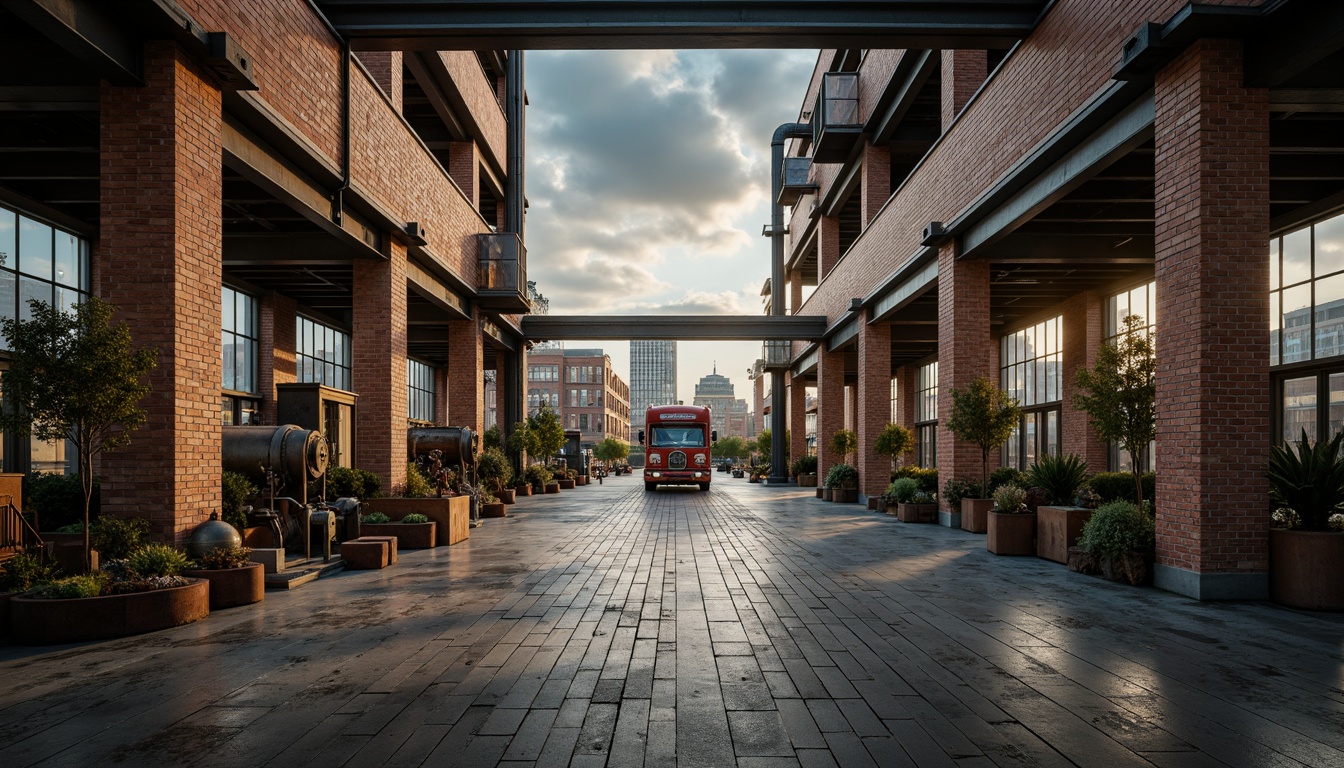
[362,497,467,546]
[481,502,507,518]
[987,512,1036,555]
[833,488,858,504]
[9,579,209,645]
[544,482,561,494]
[515,485,532,497]
[895,503,937,523]
[1270,528,1344,611]
[358,522,438,549]
[182,563,265,609]
[499,488,516,505]
[1036,506,1093,564]
[796,473,817,487]
[558,479,576,490]
[961,498,994,533]
[815,487,825,499]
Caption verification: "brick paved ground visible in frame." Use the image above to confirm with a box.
[2,475,1342,767]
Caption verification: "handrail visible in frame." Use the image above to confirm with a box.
[0,495,43,557]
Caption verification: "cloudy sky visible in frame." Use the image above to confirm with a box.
[525,49,817,407]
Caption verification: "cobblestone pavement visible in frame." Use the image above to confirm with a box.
[2,475,1343,767]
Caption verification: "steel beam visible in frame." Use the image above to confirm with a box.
[522,315,826,342]
[315,0,1046,51]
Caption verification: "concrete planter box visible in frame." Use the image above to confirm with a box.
[1270,528,1344,611]
[481,502,507,518]
[498,488,516,505]
[558,479,576,490]
[832,488,858,504]
[1036,506,1093,564]
[544,483,561,494]
[515,485,532,497]
[895,503,937,523]
[961,498,994,533]
[182,563,265,609]
[988,512,1036,556]
[9,579,209,645]
[358,522,438,549]
[362,497,468,546]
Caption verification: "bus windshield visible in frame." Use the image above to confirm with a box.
[649,426,706,448]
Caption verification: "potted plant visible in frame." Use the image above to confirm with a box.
[1067,500,1155,585]
[358,511,438,549]
[945,376,1020,533]
[1266,428,1344,610]
[184,544,264,609]
[525,465,552,494]
[987,483,1035,556]
[1074,312,1155,509]
[0,297,158,573]
[558,468,577,490]
[1025,453,1091,564]
[361,463,468,546]
[790,456,818,487]
[874,423,914,479]
[825,463,859,503]
[480,488,506,518]
[886,478,937,523]
[478,447,515,504]
[942,478,983,528]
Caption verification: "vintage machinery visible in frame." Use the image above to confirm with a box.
[407,426,477,493]
[222,425,330,559]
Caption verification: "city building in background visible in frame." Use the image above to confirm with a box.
[692,366,738,439]
[527,346,631,450]
[629,341,678,439]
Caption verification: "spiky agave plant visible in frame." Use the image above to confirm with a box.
[1267,429,1344,531]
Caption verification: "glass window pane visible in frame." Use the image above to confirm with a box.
[18,217,52,280]
[53,231,78,287]
[1330,373,1344,441]
[54,285,77,315]
[1282,284,1312,364]
[1283,376,1317,444]
[222,288,235,332]
[1315,274,1344,360]
[1270,291,1280,366]
[80,241,90,292]
[19,276,48,320]
[1284,228,1311,285]
[1319,212,1344,278]
[0,271,13,350]
[0,208,13,270]
[1269,240,1280,291]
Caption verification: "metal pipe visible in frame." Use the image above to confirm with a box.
[505,50,525,235]
[769,123,811,484]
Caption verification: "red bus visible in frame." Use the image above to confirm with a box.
[638,404,716,492]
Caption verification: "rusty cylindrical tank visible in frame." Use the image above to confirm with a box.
[222,425,330,485]
[406,426,477,465]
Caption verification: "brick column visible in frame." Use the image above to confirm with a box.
[857,318,892,498]
[818,215,840,284]
[896,365,918,467]
[449,140,479,208]
[860,143,891,226]
[99,42,222,544]
[434,366,449,425]
[788,270,804,315]
[353,241,409,489]
[358,51,403,113]
[448,309,485,430]
[258,291,297,426]
[788,375,808,464]
[817,348,846,480]
[941,50,987,131]
[1060,291,1108,471]
[936,243,993,525]
[1152,39,1270,600]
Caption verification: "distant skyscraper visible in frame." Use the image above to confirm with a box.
[693,364,737,439]
[630,341,677,436]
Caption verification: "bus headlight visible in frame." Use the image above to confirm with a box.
[650,472,661,478]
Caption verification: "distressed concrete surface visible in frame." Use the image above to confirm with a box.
[1,475,1341,767]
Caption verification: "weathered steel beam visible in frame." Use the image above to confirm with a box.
[522,315,827,342]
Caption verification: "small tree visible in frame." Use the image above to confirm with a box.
[0,298,158,570]
[712,435,750,462]
[508,420,537,465]
[874,423,914,472]
[754,429,790,466]
[528,405,566,464]
[829,429,858,464]
[1074,312,1156,509]
[593,437,630,468]
[946,376,1021,496]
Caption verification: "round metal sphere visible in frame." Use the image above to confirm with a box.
[188,512,243,558]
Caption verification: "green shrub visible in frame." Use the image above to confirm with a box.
[1087,472,1156,505]
[402,513,429,524]
[358,469,382,498]
[26,472,99,531]
[325,466,363,499]
[31,572,107,599]
[525,465,552,489]
[91,516,150,560]
[196,545,253,570]
[992,483,1028,513]
[401,463,433,498]
[127,543,190,577]
[829,429,858,461]
[1078,500,1155,557]
[1268,428,1344,531]
[885,478,920,503]
[911,490,935,504]
[362,511,391,524]
[476,447,513,492]
[0,550,59,592]
[221,471,257,534]
[482,425,503,451]
[892,466,938,494]
[790,455,818,476]
[54,522,84,534]
[1025,453,1089,506]
[942,478,985,507]
[824,463,858,489]
[988,466,1022,490]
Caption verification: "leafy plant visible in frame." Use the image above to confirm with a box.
[400,462,433,498]
[30,572,107,599]
[946,376,1021,495]
[1074,313,1156,508]
[402,513,429,524]
[0,550,59,593]
[196,545,253,570]
[508,420,538,462]
[361,511,391,524]
[885,478,920,504]
[829,429,858,464]
[992,484,1028,513]
[221,471,257,534]
[325,466,364,499]
[480,487,499,504]
[0,297,159,572]
[528,405,566,462]
[873,423,914,469]
[1087,472,1156,505]
[712,435,751,461]
[25,472,99,531]
[1078,500,1155,557]
[824,463,858,489]
[482,425,503,451]
[1024,453,1088,506]
[127,544,190,578]
[525,465,552,489]
[476,446,514,493]
[790,455,818,476]
[1267,428,1344,531]
[943,478,984,508]
[91,516,150,560]
[893,466,938,494]
[911,490,935,504]
[988,466,1022,491]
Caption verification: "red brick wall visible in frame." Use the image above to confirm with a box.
[1153,39,1270,576]
[1059,291,1109,472]
[434,366,449,425]
[358,51,403,113]
[449,140,480,209]
[448,311,484,431]
[258,291,297,426]
[817,349,845,479]
[936,244,993,503]
[860,142,891,226]
[941,50,988,131]
[789,375,808,463]
[857,320,892,496]
[818,215,840,283]
[353,241,409,489]
[99,42,223,544]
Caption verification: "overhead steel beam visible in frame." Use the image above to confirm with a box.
[1,0,142,85]
[522,315,827,342]
[315,0,1047,51]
